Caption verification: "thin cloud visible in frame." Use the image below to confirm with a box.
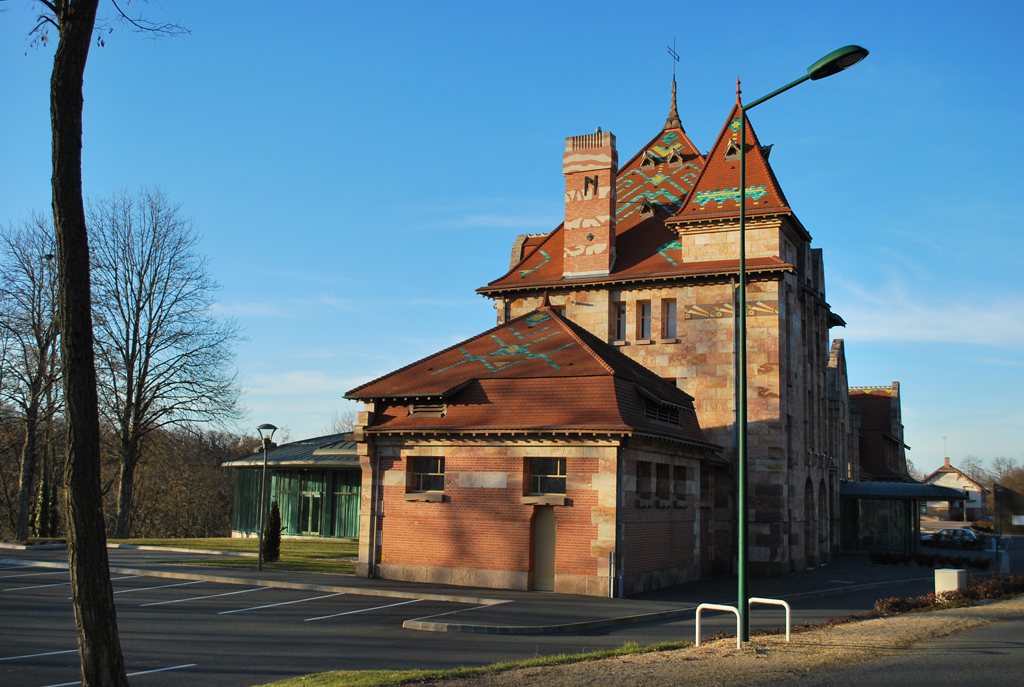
[833,280,1024,346]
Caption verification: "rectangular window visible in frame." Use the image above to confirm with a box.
[529,458,567,494]
[636,461,651,500]
[503,300,512,323]
[663,301,677,338]
[638,302,652,340]
[674,465,687,501]
[656,463,670,500]
[614,302,627,340]
[410,456,445,492]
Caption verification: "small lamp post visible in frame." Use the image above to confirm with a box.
[736,45,868,642]
[256,423,277,571]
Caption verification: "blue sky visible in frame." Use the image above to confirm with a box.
[2,1,1022,474]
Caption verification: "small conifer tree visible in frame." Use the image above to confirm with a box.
[263,500,282,563]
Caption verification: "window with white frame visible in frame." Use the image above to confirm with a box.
[663,301,677,338]
[409,457,445,492]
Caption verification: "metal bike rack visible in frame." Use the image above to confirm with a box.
[749,596,791,641]
[695,603,742,649]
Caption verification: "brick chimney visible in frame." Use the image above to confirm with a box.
[562,130,617,278]
[944,456,951,468]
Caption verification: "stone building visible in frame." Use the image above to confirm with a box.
[476,86,844,575]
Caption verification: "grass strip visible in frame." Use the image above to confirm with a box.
[257,640,688,687]
[107,538,358,575]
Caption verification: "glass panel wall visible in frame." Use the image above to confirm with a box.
[840,498,920,554]
[232,467,360,539]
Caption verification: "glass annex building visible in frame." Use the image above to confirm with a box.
[224,434,360,539]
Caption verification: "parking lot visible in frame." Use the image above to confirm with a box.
[1,547,958,687]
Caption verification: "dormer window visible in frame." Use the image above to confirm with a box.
[638,198,657,217]
[640,150,661,168]
[644,398,680,426]
[724,139,742,160]
[408,403,446,418]
[666,148,685,165]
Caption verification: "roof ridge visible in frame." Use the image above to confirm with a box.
[540,305,615,374]
[345,310,548,398]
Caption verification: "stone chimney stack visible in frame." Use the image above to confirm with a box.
[562,130,617,278]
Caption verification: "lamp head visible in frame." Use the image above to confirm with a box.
[257,423,277,445]
[807,45,869,80]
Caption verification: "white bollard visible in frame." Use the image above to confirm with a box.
[935,568,966,595]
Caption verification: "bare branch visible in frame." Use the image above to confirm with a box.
[109,0,190,37]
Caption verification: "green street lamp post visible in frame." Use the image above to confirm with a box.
[256,423,278,571]
[736,45,868,642]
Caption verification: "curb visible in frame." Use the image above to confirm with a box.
[0,558,510,606]
[402,576,935,634]
[0,542,66,551]
[107,544,257,557]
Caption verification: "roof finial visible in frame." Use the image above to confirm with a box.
[663,79,682,131]
[736,76,742,105]
[664,40,683,131]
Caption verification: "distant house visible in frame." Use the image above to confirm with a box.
[345,306,724,597]
[923,457,990,521]
[222,433,361,539]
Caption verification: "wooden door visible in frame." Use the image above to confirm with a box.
[532,506,556,592]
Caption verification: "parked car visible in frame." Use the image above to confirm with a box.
[920,528,986,550]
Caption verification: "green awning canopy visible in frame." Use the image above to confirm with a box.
[840,481,968,501]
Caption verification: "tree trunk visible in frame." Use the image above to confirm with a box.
[113,456,136,539]
[51,1,129,685]
[15,411,38,541]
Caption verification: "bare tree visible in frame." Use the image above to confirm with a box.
[18,2,187,684]
[990,456,1019,484]
[324,407,358,435]
[89,188,244,539]
[0,214,61,541]
[960,454,991,488]
[904,457,924,483]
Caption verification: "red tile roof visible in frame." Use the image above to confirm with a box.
[478,103,800,296]
[346,307,717,449]
[667,101,793,226]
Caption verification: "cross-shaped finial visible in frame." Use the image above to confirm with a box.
[667,39,679,80]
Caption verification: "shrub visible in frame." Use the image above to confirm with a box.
[915,553,935,567]
[971,521,994,533]
[262,500,281,563]
[874,573,1024,614]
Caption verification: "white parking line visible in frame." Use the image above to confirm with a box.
[409,604,490,622]
[5,575,139,592]
[39,663,197,687]
[219,592,345,615]
[305,598,423,622]
[0,570,67,580]
[0,648,77,662]
[140,586,270,607]
[66,579,206,599]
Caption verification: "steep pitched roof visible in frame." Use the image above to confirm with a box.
[477,86,824,296]
[346,307,717,449]
[666,100,793,226]
[922,458,990,493]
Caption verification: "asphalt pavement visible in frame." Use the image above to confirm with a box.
[0,542,1018,687]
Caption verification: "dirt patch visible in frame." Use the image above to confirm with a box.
[415,596,1024,687]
